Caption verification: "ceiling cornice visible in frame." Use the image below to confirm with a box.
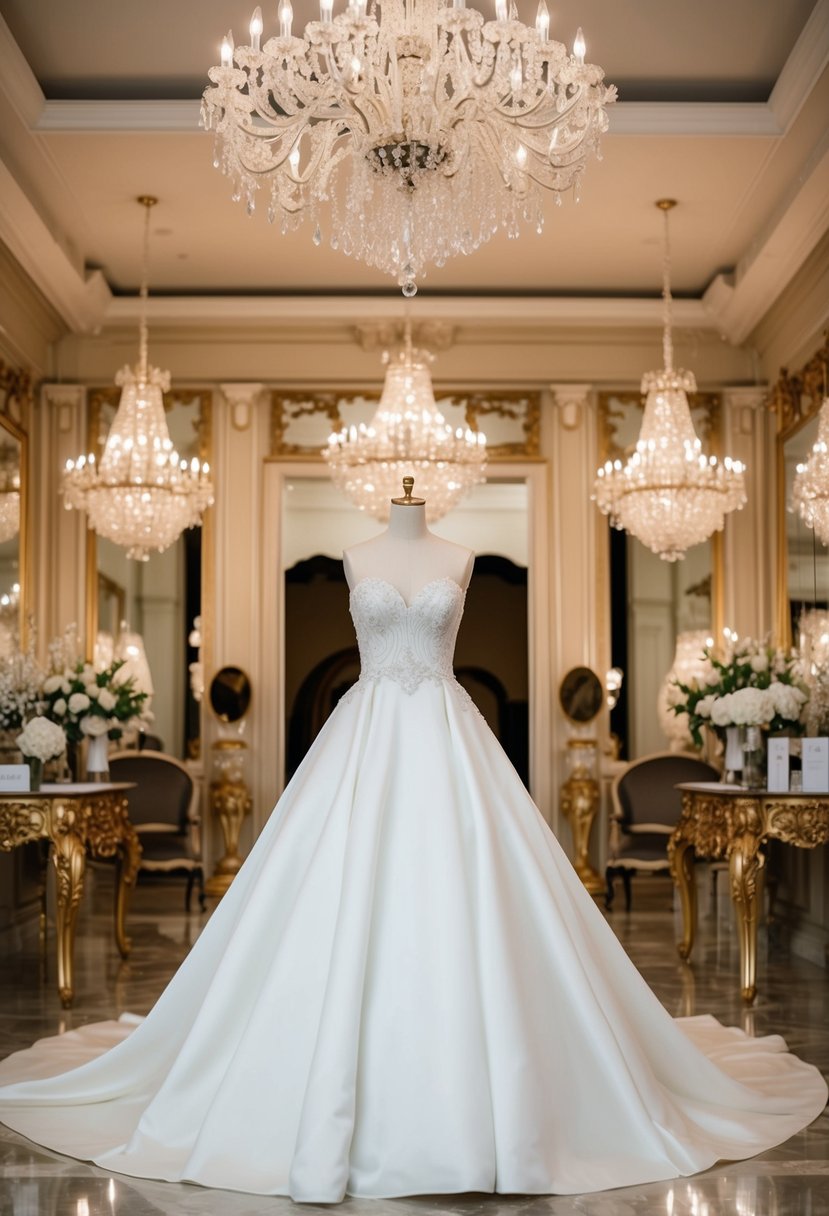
[102,294,717,331]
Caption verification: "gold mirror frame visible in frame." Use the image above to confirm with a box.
[559,666,603,725]
[773,333,829,648]
[0,360,31,649]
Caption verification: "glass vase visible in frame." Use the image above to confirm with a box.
[26,756,43,792]
[741,726,766,789]
[85,734,110,782]
[723,726,743,784]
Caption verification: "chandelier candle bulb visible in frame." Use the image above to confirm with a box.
[536,0,550,40]
[221,32,234,67]
[279,0,293,37]
[573,27,586,63]
[249,7,263,50]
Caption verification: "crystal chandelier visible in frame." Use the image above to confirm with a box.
[324,329,486,520]
[792,394,829,544]
[594,199,746,562]
[202,0,615,295]
[63,197,214,561]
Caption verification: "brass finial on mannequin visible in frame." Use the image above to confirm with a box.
[391,476,425,506]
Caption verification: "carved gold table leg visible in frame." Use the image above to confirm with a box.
[50,828,86,1009]
[670,835,697,961]
[560,770,604,895]
[729,833,765,1005]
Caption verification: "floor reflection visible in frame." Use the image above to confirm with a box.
[0,872,827,1216]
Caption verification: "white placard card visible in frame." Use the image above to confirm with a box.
[0,764,31,792]
[766,737,789,793]
[801,738,829,793]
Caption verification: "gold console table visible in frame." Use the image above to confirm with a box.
[0,783,140,1007]
[669,782,829,1005]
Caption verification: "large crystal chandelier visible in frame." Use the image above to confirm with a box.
[792,394,829,544]
[202,0,615,295]
[324,328,486,520]
[594,199,746,562]
[63,197,214,561]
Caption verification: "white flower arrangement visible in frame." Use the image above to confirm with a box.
[0,632,44,732]
[16,716,67,762]
[673,635,807,745]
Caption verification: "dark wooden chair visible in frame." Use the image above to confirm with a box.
[606,751,719,911]
[109,749,205,911]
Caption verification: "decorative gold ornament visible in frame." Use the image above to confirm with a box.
[205,740,253,898]
[560,738,603,894]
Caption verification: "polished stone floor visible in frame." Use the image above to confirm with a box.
[0,869,827,1216]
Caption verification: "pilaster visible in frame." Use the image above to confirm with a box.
[34,385,87,658]
[720,387,772,639]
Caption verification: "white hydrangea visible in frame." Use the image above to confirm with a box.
[710,687,773,727]
[767,681,807,722]
[52,697,67,716]
[750,653,769,674]
[67,692,90,714]
[97,688,117,712]
[696,694,716,720]
[16,716,67,762]
[43,674,64,696]
[80,714,110,737]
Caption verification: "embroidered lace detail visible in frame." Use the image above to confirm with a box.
[344,576,476,711]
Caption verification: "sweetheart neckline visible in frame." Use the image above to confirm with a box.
[349,576,464,610]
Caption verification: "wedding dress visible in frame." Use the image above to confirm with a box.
[0,575,825,1202]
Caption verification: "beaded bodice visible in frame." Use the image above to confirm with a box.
[349,576,465,697]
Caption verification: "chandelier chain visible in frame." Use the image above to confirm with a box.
[661,206,674,375]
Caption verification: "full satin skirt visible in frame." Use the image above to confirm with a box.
[0,680,825,1200]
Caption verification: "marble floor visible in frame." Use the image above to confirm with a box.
[0,871,827,1216]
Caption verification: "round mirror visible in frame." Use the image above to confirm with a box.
[559,666,603,724]
[209,666,252,723]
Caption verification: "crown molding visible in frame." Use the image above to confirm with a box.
[703,130,829,345]
[102,294,717,331]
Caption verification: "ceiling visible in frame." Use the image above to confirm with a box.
[0,0,827,333]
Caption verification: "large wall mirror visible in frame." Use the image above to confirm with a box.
[86,388,211,760]
[775,336,829,651]
[0,361,30,656]
[0,416,26,657]
[598,390,723,759]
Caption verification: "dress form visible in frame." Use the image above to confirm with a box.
[343,479,474,603]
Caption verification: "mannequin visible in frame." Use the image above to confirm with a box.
[343,477,474,602]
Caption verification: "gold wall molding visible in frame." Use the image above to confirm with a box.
[770,329,829,440]
[87,387,212,461]
[597,389,723,463]
[270,388,541,460]
[0,359,33,429]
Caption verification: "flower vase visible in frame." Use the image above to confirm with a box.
[26,756,43,792]
[85,734,110,783]
[723,726,743,784]
[741,726,766,789]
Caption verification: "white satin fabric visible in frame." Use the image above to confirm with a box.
[0,577,825,1201]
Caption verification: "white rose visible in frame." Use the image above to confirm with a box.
[696,695,715,720]
[80,714,109,737]
[52,697,67,716]
[97,688,117,712]
[61,680,72,695]
[750,654,768,674]
[87,685,100,699]
[43,675,63,695]
[68,692,91,714]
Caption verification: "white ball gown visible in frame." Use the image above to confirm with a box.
[0,575,825,1202]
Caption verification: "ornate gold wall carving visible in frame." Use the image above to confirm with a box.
[270,389,541,460]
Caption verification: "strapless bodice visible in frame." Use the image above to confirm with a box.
[348,576,465,697]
